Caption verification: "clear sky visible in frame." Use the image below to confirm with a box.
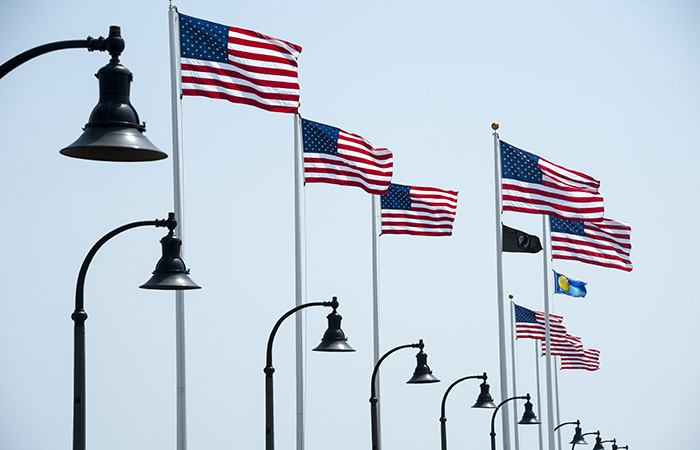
[1,1,698,449]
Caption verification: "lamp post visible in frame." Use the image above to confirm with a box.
[554,420,587,446]
[72,212,200,450]
[370,339,440,450]
[439,372,496,450]
[264,297,354,450]
[0,25,165,161]
[573,431,601,449]
[490,394,540,450]
[611,440,628,450]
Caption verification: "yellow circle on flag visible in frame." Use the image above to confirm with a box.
[558,275,569,291]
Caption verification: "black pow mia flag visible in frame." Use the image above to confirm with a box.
[502,224,543,253]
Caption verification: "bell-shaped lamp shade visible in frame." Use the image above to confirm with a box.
[518,398,541,425]
[570,425,587,446]
[60,40,166,162]
[592,436,605,450]
[407,349,440,384]
[313,307,355,352]
[472,380,497,408]
[140,231,200,290]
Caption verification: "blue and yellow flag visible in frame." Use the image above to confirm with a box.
[553,271,587,297]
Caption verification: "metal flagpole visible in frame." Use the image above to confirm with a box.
[168,7,188,450]
[508,298,520,450]
[293,114,308,450]
[370,194,382,449]
[534,341,544,450]
[542,215,555,450]
[492,123,512,450]
[554,356,562,450]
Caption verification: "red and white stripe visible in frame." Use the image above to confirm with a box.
[382,186,458,236]
[516,311,567,340]
[304,130,393,195]
[552,218,632,271]
[560,348,600,371]
[182,26,302,113]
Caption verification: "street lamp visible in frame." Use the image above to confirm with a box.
[439,372,496,450]
[574,431,601,450]
[611,440,628,450]
[0,25,166,161]
[554,420,587,445]
[599,437,618,450]
[489,393,540,450]
[264,297,354,450]
[71,212,199,450]
[370,339,440,450]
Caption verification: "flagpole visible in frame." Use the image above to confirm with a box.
[534,341,544,450]
[553,356,562,450]
[371,193,382,449]
[492,123,512,450]
[168,7,188,450]
[508,297,520,450]
[542,215,555,450]
[293,114,308,450]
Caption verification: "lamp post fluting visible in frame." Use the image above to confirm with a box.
[370,339,440,450]
[72,212,200,450]
[439,372,496,450]
[264,297,354,450]
[490,393,540,450]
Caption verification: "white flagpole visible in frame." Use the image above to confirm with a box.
[508,298,520,450]
[492,124,512,450]
[371,194,382,449]
[168,7,188,450]
[534,341,544,450]
[542,215,555,450]
[554,356,562,450]
[293,114,308,450]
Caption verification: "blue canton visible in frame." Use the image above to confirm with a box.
[550,217,585,236]
[514,304,537,323]
[301,119,339,155]
[501,141,542,183]
[381,184,411,210]
[180,14,229,63]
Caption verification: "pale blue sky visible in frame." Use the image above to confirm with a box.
[1,1,698,449]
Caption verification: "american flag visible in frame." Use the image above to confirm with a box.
[560,348,600,371]
[550,217,633,271]
[179,14,302,113]
[541,334,583,357]
[381,184,458,236]
[513,303,567,340]
[500,141,604,220]
[301,118,393,195]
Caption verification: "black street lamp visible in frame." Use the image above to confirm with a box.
[611,440,628,450]
[71,212,200,450]
[439,372,496,450]
[489,393,540,450]
[574,431,601,450]
[264,297,354,450]
[600,437,618,450]
[554,420,587,446]
[370,339,440,450]
[0,26,166,162]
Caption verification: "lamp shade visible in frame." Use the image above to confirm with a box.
[313,307,355,352]
[407,349,440,384]
[518,397,541,425]
[472,380,497,408]
[571,425,587,445]
[592,436,605,450]
[140,230,200,290]
[60,32,166,162]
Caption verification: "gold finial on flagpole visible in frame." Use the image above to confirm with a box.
[491,122,500,131]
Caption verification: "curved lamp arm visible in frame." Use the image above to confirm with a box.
[490,394,530,450]
[0,26,124,80]
[554,420,580,432]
